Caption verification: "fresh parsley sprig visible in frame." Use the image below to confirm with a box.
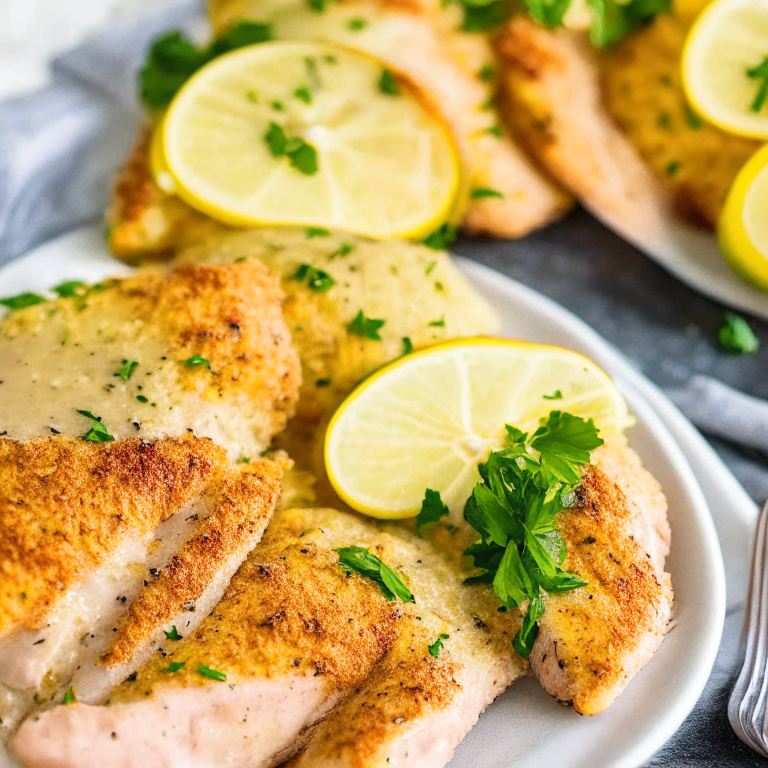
[77,410,115,443]
[462,410,602,657]
[335,546,414,603]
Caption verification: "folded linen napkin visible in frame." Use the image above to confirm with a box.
[0,5,767,767]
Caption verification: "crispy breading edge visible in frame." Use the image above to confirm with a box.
[0,436,227,639]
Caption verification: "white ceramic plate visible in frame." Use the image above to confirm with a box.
[0,226,737,768]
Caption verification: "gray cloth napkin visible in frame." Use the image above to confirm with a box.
[1,4,768,765]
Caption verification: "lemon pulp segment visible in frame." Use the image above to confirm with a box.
[324,339,632,519]
[161,40,460,238]
[719,143,768,290]
[682,0,768,139]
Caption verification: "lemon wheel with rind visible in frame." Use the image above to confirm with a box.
[324,338,632,520]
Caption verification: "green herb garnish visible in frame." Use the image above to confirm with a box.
[543,389,562,400]
[747,56,768,113]
[422,223,458,250]
[116,360,139,382]
[196,664,227,681]
[316,378,332,387]
[237,456,251,463]
[52,281,86,298]
[61,688,76,705]
[183,354,211,369]
[0,292,46,312]
[162,661,186,673]
[348,310,385,340]
[417,488,449,533]
[379,69,400,96]
[471,187,504,200]
[335,546,414,602]
[77,410,114,443]
[348,17,368,30]
[402,337,414,355]
[719,312,760,354]
[329,243,355,259]
[139,22,272,109]
[478,64,494,82]
[685,105,703,130]
[293,263,336,292]
[264,122,319,175]
[164,626,183,641]
[463,411,602,657]
[666,160,680,177]
[136,395,149,403]
[428,317,445,327]
[486,125,503,138]
[294,85,312,104]
[307,226,331,238]
[428,633,449,657]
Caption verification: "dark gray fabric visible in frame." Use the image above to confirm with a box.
[1,4,767,763]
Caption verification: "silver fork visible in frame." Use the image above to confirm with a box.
[729,501,768,757]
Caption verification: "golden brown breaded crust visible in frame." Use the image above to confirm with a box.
[115,508,400,698]
[601,5,760,229]
[495,16,671,244]
[532,465,672,715]
[0,435,226,639]
[107,128,228,262]
[99,455,286,668]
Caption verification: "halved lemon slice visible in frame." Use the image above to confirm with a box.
[719,143,768,290]
[161,40,460,238]
[325,339,632,519]
[682,0,768,139]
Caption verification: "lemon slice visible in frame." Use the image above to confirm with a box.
[682,0,768,139]
[325,339,632,519]
[161,40,460,238]
[719,143,768,290]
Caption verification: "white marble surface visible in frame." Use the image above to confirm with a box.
[0,0,187,99]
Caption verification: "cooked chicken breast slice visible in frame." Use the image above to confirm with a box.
[494,16,671,247]
[530,433,673,716]
[0,260,300,460]
[0,435,284,743]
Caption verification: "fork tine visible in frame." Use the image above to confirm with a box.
[729,502,768,756]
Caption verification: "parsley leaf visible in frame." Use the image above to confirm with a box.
[52,281,86,298]
[422,223,458,250]
[471,187,504,199]
[463,410,601,658]
[335,546,414,602]
[196,664,227,681]
[162,661,186,673]
[402,337,414,355]
[719,312,760,354]
[183,354,211,369]
[417,489,450,532]
[379,69,400,96]
[293,263,336,292]
[587,0,670,47]
[525,0,571,27]
[543,389,562,400]
[0,292,46,312]
[61,688,76,705]
[348,17,368,30]
[348,310,385,340]
[77,410,114,443]
[294,85,312,104]
[747,56,768,113]
[116,360,139,382]
[428,633,449,657]
[164,626,183,641]
[329,243,355,259]
[307,226,331,238]
[428,317,445,327]
[264,122,319,175]
[139,22,272,109]
[237,456,251,463]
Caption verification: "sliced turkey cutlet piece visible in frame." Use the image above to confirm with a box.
[0,259,300,460]
[530,432,673,716]
[13,507,422,768]
[0,435,284,745]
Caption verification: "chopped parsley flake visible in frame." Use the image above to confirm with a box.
[293,263,336,292]
[348,310,385,340]
[335,547,414,602]
[719,312,760,354]
[425,260,437,275]
[486,125,503,138]
[52,281,86,298]
[136,395,149,403]
[162,661,186,673]
[463,411,602,657]
[237,456,251,463]
[196,664,227,681]
[164,626,183,641]
[348,17,368,30]
[471,187,504,200]
[428,633,449,657]
[417,488,449,533]
[294,85,312,104]
[379,69,400,96]
[307,226,331,238]
[61,688,76,705]
[402,337,414,355]
[127,672,138,682]
[478,63,494,81]
[422,223,458,250]
[428,317,445,327]
[271,100,285,111]
[246,89,258,103]
[316,378,332,387]
[685,105,703,130]
[264,121,319,175]
[116,360,139,382]
[657,111,671,129]
[543,389,563,400]
[77,410,114,443]
[0,292,46,312]
[748,57,768,113]
[666,160,680,177]
[329,242,355,259]
[183,354,211,369]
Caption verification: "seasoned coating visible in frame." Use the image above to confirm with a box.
[0,260,301,460]
[601,0,759,229]
[530,437,673,716]
[495,16,672,247]
[107,127,229,262]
